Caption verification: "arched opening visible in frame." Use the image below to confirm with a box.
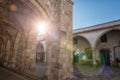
[13,33,22,69]
[73,36,92,63]
[96,29,120,65]
[4,40,11,67]
[26,41,47,77]
[36,42,45,63]
[73,36,91,51]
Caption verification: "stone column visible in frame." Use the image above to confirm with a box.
[45,27,60,80]
[25,31,38,70]
[92,48,97,66]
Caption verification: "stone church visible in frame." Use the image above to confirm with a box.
[0,0,73,80]
[73,20,120,66]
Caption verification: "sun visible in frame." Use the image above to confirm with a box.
[37,22,47,35]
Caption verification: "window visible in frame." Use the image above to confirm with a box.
[100,34,107,42]
[73,38,78,44]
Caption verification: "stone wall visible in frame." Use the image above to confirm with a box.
[59,0,73,79]
[73,24,120,65]
[0,0,73,80]
[97,30,120,62]
[73,36,91,51]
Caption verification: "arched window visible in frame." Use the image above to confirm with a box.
[36,43,45,62]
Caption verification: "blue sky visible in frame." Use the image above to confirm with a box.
[73,0,120,29]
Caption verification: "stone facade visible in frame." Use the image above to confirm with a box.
[97,30,120,62]
[73,20,120,65]
[0,0,73,80]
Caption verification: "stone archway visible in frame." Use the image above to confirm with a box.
[95,29,120,65]
[25,42,47,77]
[0,0,73,80]
[13,33,22,69]
[0,38,4,64]
[73,36,91,51]
[36,42,45,63]
[73,36,92,62]
[4,40,11,67]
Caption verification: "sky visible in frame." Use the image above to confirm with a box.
[73,0,120,29]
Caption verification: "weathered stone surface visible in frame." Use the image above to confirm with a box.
[73,20,120,66]
[0,0,73,80]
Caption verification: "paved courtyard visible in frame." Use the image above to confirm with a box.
[72,65,120,80]
[0,65,120,80]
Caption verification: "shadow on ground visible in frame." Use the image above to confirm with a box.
[68,65,120,80]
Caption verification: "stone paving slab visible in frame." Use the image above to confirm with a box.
[0,67,30,80]
[25,62,46,77]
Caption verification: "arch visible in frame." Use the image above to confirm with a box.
[95,28,120,48]
[0,36,6,64]
[0,0,25,34]
[0,37,4,47]
[4,40,11,67]
[0,0,49,71]
[0,38,4,62]
[95,28,120,64]
[27,0,50,19]
[0,37,4,53]
[13,32,21,68]
[36,42,45,62]
[0,20,24,33]
[0,22,19,43]
[73,35,91,50]
[0,29,12,42]
[37,42,44,51]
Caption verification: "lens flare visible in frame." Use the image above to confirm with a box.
[37,22,47,35]
[10,4,17,11]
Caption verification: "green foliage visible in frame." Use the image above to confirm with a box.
[84,48,93,59]
[73,49,80,64]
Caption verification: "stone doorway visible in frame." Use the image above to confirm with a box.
[36,43,45,63]
[26,42,47,78]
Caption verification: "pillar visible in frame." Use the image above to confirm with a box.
[92,48,97,66]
